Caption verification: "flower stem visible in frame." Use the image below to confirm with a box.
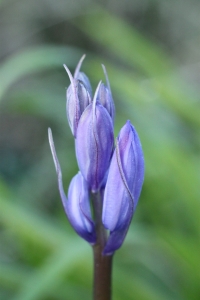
[92,192,113,300]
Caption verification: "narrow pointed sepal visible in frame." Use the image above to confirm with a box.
[102,120,144,254]
[48,128,96,244]
[75,84,114,192]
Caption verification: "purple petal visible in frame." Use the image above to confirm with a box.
[117,120,144,206]
[67,172,96,243]
[64,65,81,137]
[102,151,131,231]
[103,192,133,255]
[101,64,115,122]
[64,64,91,137]
[48,128,96,244]
[97,83,115,123]
[73,54,92,98]
[75,83,114,192]
[131,125,145,203]
[76,72,93,98]
[102,120,144,253]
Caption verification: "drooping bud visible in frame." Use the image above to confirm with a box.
[67,172,96,243]
[75,82,114,192]
[64,55,92,137]
[97,65,115,123]
[48,128,96,244]
[102,120,144,254]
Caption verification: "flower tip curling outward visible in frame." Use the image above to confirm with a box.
[48,128,96,244]
[102,120,144,255]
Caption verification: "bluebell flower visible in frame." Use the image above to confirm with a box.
[102,120,144,255]
[48,128,96,244]
[75,83,114,192]
[49,56,144,254]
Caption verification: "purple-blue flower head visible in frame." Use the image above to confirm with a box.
[49,56,145,253]
[102,120,144,254]
[75,82,114,193]
[48,128,96,244]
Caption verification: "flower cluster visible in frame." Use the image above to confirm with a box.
[48,55,144,255]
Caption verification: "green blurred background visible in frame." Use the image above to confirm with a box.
[0,0,200,299]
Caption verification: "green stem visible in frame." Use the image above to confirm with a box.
[92,192,113,300]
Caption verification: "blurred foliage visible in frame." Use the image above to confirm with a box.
[0,0,200,299]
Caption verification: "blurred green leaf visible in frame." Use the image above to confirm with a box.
[11,242,90,300]
[75,9,173,77]
[0,2,200,300]
[75,11,200,127]
[0,45,83,100]
[0,189,68,250]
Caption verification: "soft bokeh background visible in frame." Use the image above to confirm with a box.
[0,0,200,299]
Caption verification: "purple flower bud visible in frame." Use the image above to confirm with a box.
[74,54,93,98]
[48,128,96,244]
[67,172,96,243]
[64,55,92,137]
[97,83,115,123]
[76,73,93,99]
[102,120,144,254]
[97,65,115,123]
[75,83,114,193]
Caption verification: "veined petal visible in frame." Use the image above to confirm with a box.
[64,62,91,137]
[73,54,92,98]
[103,192,133,255]
[76,72,93,98]
[48,128,96,244]
[75,83,114,192]
[102,120,144,253]
[96,65,115,123]
[67,172,96,243]
[64,65,81,137]
[102,151,131,230]
[97,83,114,122]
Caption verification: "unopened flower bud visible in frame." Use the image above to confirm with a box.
[48,128,96,244]
[64,55,92,137]
[97,65,115,123]
[74,54,92,97]
[75,83,114,192]
[75,72,93,99]
[102,120,144,254]
[67,172,96,243]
